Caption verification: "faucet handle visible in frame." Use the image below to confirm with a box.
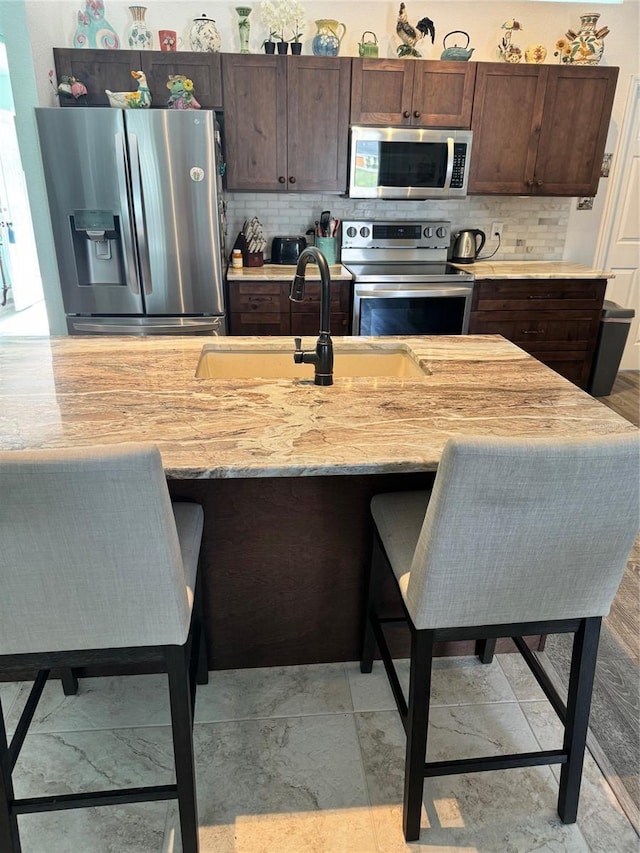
[294,337,302,351]
[293,337,304,363]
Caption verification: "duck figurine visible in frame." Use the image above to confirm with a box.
[105,70,151,109]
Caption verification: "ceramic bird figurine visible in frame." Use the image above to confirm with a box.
[105,70,151,109]
[166,76,201,110]
[396,2,435,58]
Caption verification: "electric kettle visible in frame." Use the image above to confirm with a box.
[451,228,486,263]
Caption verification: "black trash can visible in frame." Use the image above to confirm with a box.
[587,300,635,397]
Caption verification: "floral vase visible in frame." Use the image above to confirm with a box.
[565,13,609,65]
[236,7,251,54]
[126,5,152,50]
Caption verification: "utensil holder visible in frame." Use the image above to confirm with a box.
[315,236,338,265]
[245,251,264,267]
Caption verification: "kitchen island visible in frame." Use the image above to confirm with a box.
[1,335,634,669]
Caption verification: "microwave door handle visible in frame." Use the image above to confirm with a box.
[443,137,454,191]
[115,131,140,296]
[128,132,152,296]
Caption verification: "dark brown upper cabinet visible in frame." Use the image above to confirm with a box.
[350,58,476,128]
[53,48,222,109]
[222,54,351,193]
[469,63,618,196]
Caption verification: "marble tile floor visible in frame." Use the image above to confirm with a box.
[2,656,638,853]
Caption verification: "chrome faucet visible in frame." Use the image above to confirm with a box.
[289,247,333,386]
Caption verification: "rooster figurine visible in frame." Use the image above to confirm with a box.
[396,2,435,58]
[105,70,151,109]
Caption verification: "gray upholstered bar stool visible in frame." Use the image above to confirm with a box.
[0,443,208,853]
[361,434,640,842]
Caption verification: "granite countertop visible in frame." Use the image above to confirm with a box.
[0,335,633,479]
[227,264,352,282]
[451,260,613,279]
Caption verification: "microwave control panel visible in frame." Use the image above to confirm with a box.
[341,220,451,251]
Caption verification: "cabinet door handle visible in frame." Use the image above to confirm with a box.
[403,110,411,118]
[525,179,534,187]
[289,176,296,184]
[278,176,286,184]
[535,179,543,187]
[413,110,421,118]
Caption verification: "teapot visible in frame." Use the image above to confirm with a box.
[358,31,379,58]
[312,19,346,56]
[440,31,475,61]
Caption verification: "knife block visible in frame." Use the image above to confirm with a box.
[245,251,264,267]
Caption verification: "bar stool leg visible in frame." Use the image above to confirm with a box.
[476,638,496,664]
[60,667,79,695]
[361,536,386,673]
[403,628,435,842]
[167,645,199,853]
[0,706,21,852]
[558,617,601,823]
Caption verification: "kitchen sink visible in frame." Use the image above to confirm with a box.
[196,346,426,380]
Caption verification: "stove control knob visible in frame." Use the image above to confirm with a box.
[423,226,433,238]
[436,226,447,239]
[359,226,370,238]
[346,226,357,238]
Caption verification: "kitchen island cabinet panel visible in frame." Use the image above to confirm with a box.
[469,63,617,196]
[468,278,606,387]
[350,58,475,128]
[222,55,351,192]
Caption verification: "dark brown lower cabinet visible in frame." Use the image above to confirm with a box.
[468,278,606,388]
[228,279,352,336]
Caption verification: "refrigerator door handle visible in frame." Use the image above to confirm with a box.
[69,320,224,335]
[114,131,141,296]
[127,132,153,296]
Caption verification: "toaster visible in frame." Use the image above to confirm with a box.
[271,236,307,264]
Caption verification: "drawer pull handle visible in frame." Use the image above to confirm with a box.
[521,329,544,335]
[527,294,555,300]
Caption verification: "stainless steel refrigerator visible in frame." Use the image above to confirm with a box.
[36,107,226,335]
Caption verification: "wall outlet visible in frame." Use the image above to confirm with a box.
[491,221,504,241]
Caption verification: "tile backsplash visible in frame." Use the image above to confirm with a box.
[225,193,571,262]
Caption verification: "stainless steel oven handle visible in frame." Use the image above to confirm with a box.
[354,286,473,298]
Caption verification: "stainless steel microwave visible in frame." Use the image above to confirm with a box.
[348,126,473,200]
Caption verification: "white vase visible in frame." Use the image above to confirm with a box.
[127,5,152,50]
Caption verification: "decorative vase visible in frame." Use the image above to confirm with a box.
[189,13,222,52]
[312,19,346,56]
[126,6,152,50]
[73,0,119,49]
[236,7,251,54]
[565,13,609,65]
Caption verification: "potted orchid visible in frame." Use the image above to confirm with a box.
[261,0,304,54]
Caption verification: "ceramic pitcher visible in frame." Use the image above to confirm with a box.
[312,19,346,56]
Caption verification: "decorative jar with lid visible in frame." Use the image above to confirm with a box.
[189,13,222,52]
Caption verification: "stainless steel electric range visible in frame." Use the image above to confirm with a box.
[341,220,475,336]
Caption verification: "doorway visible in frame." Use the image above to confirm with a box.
[595,75,640,370]
[0,38,47,334]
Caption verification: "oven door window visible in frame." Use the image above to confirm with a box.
[359,296,467,336]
